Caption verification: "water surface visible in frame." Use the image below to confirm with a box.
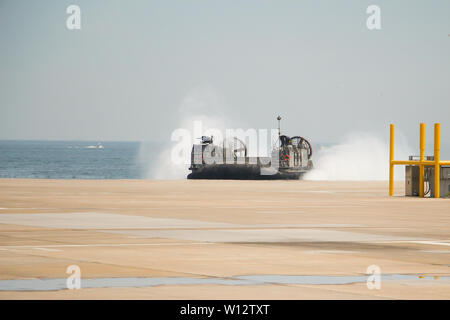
[1,274,447,291]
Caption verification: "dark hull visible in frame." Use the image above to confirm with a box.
[187,164,305,180]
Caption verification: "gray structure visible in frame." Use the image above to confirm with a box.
[429,166,450,198]
[405,155,450,197]
[405,165,420,196]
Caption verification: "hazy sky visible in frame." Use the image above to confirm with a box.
[0,1,449,152]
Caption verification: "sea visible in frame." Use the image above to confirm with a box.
[0,140,162,179]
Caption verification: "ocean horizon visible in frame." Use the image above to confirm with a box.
[0,140,164,180]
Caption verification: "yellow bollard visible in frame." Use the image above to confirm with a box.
[419,123,426,197]
[434,123,441,198]
[389,124,395,196]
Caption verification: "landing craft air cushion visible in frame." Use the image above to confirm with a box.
[187,116,313,179]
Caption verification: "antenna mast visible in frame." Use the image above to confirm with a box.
[277,115,282,137]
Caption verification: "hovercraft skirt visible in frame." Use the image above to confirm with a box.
[187,164,304,180]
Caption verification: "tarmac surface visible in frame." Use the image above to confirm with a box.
[0,179,449,299]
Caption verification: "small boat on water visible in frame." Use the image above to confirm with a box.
[86,143,104,149]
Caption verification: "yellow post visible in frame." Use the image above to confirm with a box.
[389,124,395,196]
[419,123,426,197]
[434,123,441,198]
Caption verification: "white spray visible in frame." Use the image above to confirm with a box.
[304,132,412,181]
[145,86,233,179]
